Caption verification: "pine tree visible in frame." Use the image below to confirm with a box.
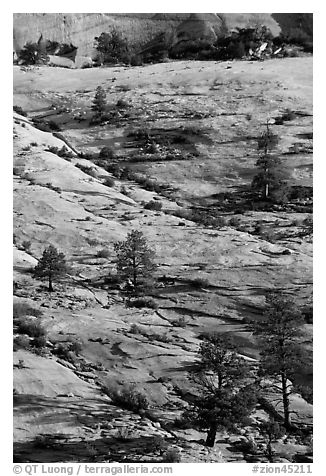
[91,86,107,121]
[251,293,306,429]
[185,334,257,447]
[114,230,157,296]
[33,245,68,291]
[252,123,290,202]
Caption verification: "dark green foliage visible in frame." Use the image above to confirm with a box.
[53,340,82,360]
[114,230,157,296]
[33,245,68,291]
[13,335,30,351]
[144,200,163,211]
[185,334,257,446]
[103,177,115,187]
[99,146,115,160]
[33,119,61,132]
[130,54,143,66]
[46,145,74,158]
[215,26,273,60]
[94,30,130,64]
[258,419,285,462]
[96,248,110,258]
[103,384,149,413]
[13,302,43,320]
[229,216,241,227]
[127,297,158,309]
[91,86,107,121]
[162,448,181,463]
[13,105,27,117]
[192,277,210,288]
[251,293,306,428]
[18,41,49,65]
[31,335,47,349]
[252,124,290,203]
[75,163,98,177]
[16,318,46,338]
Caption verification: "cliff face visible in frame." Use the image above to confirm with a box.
[13,13,183,57]
[13,13,312,58]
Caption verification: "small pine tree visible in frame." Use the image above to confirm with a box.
[33,245,68,291]
[258,419,285,462]
[91,86,107,121]
[251,293,306,429]
[114,230,157,296]
[252,123,290,202]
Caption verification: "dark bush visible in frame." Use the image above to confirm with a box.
[17,318,46,338]
[13,105,27,117]
[103,177,115,187]
[162,448,181,463]
[97,248,110,258]
[103,384,149,412]
[13,302,43,320]
[13,335,30,351]
[144,200,163,211]
[99,146,115,160]
[229,216,241,227]
[129,324,143,334]
[192,277,210,288]
[75,163,98,177]
[53,340,82,360]
[130,54,143,66]
[33,119,61,132]
[127,297,158,309]
[46,145,74,158]
[31,335,47,348]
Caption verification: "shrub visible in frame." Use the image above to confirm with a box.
[33,119,61,132]
[171,316,188,328]
[53,340,82,360]
[31,335,47,348]
[76,163,98,177]
[229,217,241,227]
[192,277,210,288]
[103,177,115,187]
[13,302,43,320]
[21,240,32,253]
[116,99,130,109]
[97,248,110,258]
[99,146,115,160]
[104,384,149,412]
[13,105,27,117]
[127,297,158,309]
[129,324,143,334]
[130,54,143,66]
[13,335,30,351]
[162,448,181,463]
[144,200,163,211]
[46,145,74,158]
[17,318,46,338]
[148,332,172,343]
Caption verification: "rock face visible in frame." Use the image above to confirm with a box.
[13,13,312,58]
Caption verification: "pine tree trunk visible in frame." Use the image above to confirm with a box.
[206,422,218,447]
[48,274,54,292]
[265,182,269,199]
[281,373,291,429]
